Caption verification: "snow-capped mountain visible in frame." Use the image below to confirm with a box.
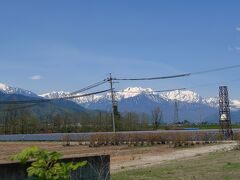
[41,91,70,99]
[0,83,38,97]
[204,98,240,109]
[0,82,239,123]
[40,91,102,105]
[231,100,240,109]
[115,87,155,100]
[40,86,240,123]
[0,83,87,117]
[40,87,240,108]
[40,87,219,107]
[41,87,168,106]
[160,90,203,103]
[0,82,238,123]
[39,87,209,121]
[204,97,219,107]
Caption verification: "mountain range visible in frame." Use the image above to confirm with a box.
[0,83,89,123]
[41,87,240,123]
[0,83,240,123]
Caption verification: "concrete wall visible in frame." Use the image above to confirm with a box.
[0,155,110,180]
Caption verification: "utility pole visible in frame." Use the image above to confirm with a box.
[108,73,116,132]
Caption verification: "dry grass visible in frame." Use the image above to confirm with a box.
[88,131,224,147]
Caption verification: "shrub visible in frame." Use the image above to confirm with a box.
[11,146,87,180]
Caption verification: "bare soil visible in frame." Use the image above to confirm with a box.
[0,141,236,173]
[0,142,173,164]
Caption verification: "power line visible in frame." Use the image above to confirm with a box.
[2,77,239,106]
[154,88,186,93]
[191,64,240,75]
[114,73,191,81]
[0,89,111,105]
[1,64,239,111]
[114,64,240,81]
[115,88,186,94]
[187,78,240,89]
[70,79,108,95]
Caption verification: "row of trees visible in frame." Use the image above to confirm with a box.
[0,109,39,134]
[0,106,163,134]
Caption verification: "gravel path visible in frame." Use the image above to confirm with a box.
[111,142,238,173]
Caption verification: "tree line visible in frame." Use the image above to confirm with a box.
[0,106,164,134]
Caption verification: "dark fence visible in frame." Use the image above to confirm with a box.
[0,155,110,180]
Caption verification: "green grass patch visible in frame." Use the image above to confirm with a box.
[112,150,240,180]
[223,162,240,170]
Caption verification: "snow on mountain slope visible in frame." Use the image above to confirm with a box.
[41,87,165,104]
[203,97,240,109]
[41,88,209,105]
[204,97,219,107]
[160,90,203,103]
[41,91,70,99]
[231,100,240,108]
[40,87,240,111]
[116,87,155,99]
[40,91,102,104]
[0,83,38,97]
[40,86,240,122]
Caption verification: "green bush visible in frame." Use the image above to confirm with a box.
[11,146,87,180]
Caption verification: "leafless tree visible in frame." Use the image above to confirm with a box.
[152,106,162,128]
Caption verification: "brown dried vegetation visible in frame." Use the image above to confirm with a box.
[86,131,232,147]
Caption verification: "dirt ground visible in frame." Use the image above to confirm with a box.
[0,141,237,173]
[111,142,237,173]
[0,142,173,163]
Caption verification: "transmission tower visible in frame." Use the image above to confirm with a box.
[108,73,119,132]
[173,100,179,124]
[219,86,233,140]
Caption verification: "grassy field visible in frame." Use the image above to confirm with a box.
[112,149,240,180]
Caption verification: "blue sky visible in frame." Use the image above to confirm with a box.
[0,0,240,98]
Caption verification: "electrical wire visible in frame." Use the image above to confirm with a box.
[115,78,240,96]
[116,88,186,94]
[154,88,186,93]
[114,73,191,81]
[0,89,111,105]
[70,79,108,95]
[114,64,240,81]
[1,64,240,109]
[191,64,240,75]
[186,78,240,89]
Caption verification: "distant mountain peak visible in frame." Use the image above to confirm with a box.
[40,91,70,99]
[40,86,240,111]
[115,87,155,99]
[0,82,38,97]
[122,87,154,93]
[0,83,8,90]
[231,99,240,109]
[160,89,203,103]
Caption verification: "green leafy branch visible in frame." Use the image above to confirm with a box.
[11,146,87,180]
